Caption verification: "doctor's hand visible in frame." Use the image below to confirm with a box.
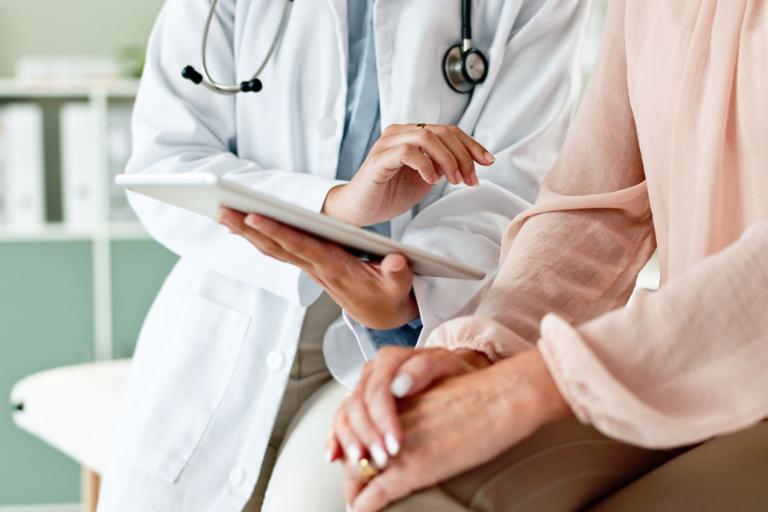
[219,208,419,329]
[326,346,491,483]
[323,124,495,227]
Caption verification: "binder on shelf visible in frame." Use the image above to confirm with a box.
[107,104,136,223]
[1,104,45,231]
[0,115,7,225]
[60,102,102,230]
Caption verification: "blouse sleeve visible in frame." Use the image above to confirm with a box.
[539,222,768,448]
[427,0,655,358]
[428,0,768,449]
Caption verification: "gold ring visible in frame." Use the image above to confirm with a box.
[416,123,427,130]
[358,458,379,480]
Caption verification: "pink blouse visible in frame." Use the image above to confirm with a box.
[426,0,768,448]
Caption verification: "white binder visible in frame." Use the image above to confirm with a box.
[60,102,102,230]
[2,104,45,230]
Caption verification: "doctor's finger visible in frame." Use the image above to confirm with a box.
[220,211,295,264]
[430,127,478,186]
[382,129,462,184]
[452,127,496,166]
[375,145,439,184]
[244,214,355,271]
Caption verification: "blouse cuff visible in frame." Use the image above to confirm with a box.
[424,316,533,361]
[537,313,702,449]
[537,314,594,426]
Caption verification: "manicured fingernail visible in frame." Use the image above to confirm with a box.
[472,173,480,186]
[453,170,463,183]
[347,444,362,463]
[385,433,400,457]
[390,374,414,398]
[346,503,353,512]
[370,442,389,468]
[484,151,496,163]
[244,214,257,227]
[324,447,333,463]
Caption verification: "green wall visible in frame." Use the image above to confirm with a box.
[0,242,93,504]
[0,2,172,505]
[0,240,177,505]
[0,0,162,77]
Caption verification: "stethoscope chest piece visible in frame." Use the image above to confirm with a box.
[443,43,489,94]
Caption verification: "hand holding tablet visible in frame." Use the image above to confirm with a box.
[116,173,485,281]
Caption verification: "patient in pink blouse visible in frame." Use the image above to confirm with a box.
[330,1,768,511]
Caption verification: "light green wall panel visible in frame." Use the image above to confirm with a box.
[0,242,93,505]
[0,0,162,77]
[111,240,178,359]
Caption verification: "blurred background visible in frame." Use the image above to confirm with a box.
[0,1,607,509]
[0,0,176,509]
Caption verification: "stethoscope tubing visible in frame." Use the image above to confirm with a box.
[186,0,485,95]
[199,0,294,94]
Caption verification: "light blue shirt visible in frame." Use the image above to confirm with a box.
[336,0,381,186]
[337,0,421,347]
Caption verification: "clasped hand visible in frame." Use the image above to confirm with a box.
[329,347,571,512]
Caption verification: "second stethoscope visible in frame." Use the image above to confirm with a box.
[182,0,489,95]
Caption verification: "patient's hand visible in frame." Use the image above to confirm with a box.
[219,209,418,329]
[343,349,571,512]
[327,347,491,486]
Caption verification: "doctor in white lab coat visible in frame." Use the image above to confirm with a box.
[98,0,591,511]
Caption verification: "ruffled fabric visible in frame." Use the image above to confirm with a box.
[430,0,768,448]
[424,316,533,361]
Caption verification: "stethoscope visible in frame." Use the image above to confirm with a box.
[182,0,489,95]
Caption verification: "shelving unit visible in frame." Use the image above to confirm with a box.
[0,78,149,361]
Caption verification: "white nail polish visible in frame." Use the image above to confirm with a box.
[347,444,362,463]
[390,374,414,398]
[385,433,400,457]
[346,503,353,512]
[324,447,333,463]
[370,442,388,468]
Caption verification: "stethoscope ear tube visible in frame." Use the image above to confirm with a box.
[182,0,292,94]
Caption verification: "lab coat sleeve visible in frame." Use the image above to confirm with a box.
[404,0,594,342]
[126,0,344,307]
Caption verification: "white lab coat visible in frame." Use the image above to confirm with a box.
[99,0,590,510]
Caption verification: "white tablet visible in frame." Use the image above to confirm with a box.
[116,173,486,280]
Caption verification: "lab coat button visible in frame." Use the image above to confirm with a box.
[229,466,246,487]
[266,350,286,371]
[317,117,337,138]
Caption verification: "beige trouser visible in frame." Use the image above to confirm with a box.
[260,373,768,511]
[389,421,768,512]
[242,293,342,511]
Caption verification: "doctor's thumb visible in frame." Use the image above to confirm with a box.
[381,253,413,290]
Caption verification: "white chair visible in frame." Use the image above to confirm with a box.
[10,359,131,512]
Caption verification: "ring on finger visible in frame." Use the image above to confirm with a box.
[358,458,379,480]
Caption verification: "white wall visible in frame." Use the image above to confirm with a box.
[0,0,163,77]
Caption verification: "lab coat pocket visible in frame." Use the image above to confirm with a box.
[129,293,251,483]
